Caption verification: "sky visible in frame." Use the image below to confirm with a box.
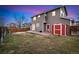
[0,5,79,26]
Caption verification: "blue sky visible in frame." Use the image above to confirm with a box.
[0,5,79,26]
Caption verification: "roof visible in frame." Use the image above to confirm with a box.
[60,16,74,21]
[31,6,67,18]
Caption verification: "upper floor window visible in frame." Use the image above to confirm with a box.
[60,8,65,17]
[33,17,36,21]
[38,15,40,18]
[52,11,56,16]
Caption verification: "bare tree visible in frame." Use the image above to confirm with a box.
[14,14,25,28]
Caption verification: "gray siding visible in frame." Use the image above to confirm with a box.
[59,18,70,25]
[46,10,61,32]
[46,9,70,32]
[32,14,45,32]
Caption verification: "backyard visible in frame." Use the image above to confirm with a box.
[0,32,79,54]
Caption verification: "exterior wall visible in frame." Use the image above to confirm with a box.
[59,18,70,25]
[46,10,60,33]
[32,14,45,32]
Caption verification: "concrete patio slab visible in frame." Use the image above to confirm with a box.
[27,31,52,36]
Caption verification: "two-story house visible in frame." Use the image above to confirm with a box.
[31,6,72,36]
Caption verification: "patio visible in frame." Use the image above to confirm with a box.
[27,31,51,36]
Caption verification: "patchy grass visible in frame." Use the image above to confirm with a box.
[0,32,79,54]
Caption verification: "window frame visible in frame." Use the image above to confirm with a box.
[60,8,65,17]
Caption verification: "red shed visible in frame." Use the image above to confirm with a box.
[52,23,70,36]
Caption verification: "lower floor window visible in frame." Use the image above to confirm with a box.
[32,24,35,30]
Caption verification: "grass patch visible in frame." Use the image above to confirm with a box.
[0,32,79,54]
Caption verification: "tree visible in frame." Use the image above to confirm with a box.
[14,14,25,28]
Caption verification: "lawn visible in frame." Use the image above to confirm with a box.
[0,32,79,54]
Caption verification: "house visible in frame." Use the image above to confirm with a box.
[31,6,76,36]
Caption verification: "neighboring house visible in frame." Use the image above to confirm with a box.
[70,21,79,35]
[31,6,73,36]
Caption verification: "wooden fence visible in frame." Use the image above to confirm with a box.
[0,27,9,45]
[8,27,30,33]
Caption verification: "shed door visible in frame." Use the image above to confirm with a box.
[52,24,61,35]
[55,25,61,35]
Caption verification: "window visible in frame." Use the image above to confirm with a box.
[38,15,40,18]
[32,24,35,30]
[33,17,36,21]
[36,23,39,27]
[52,11,56,16]
[60,8,65,17]
[44,14,47,16]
